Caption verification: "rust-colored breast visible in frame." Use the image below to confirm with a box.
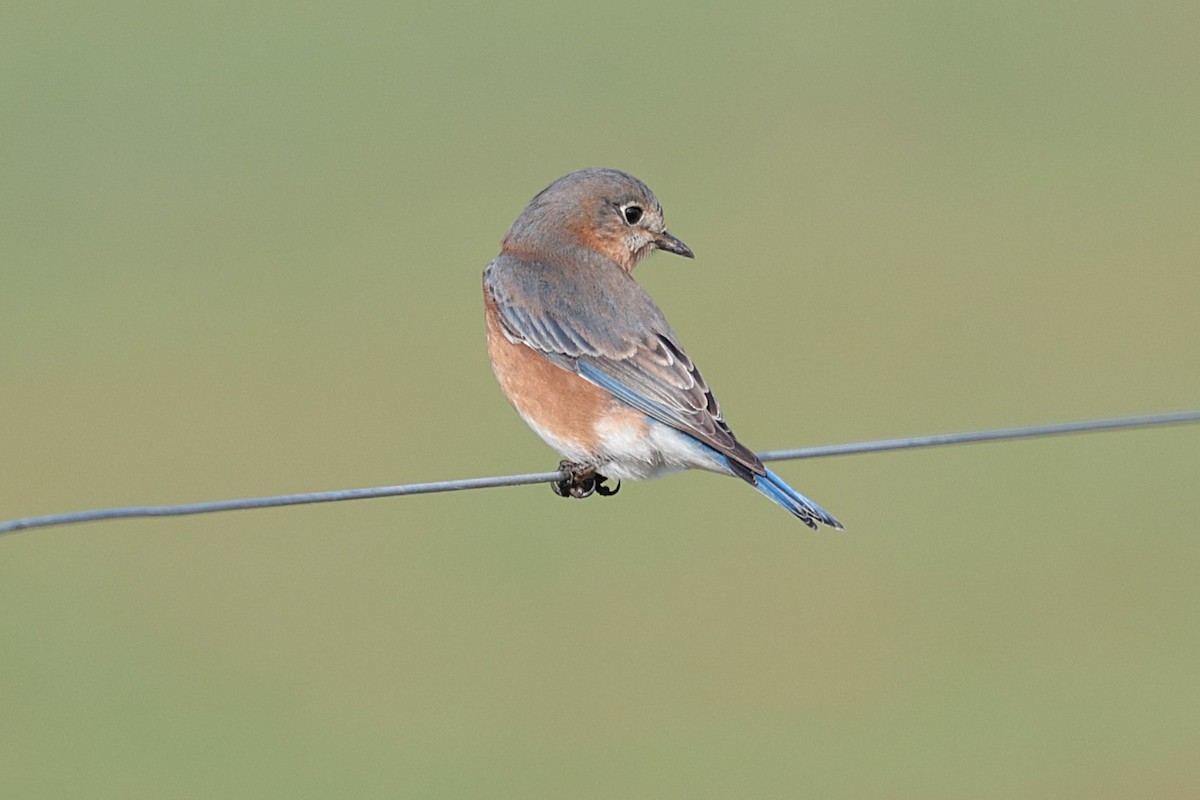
[483,288,611,457]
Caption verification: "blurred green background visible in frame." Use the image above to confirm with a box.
[3,2,1198,797]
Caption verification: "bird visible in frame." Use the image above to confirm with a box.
[482,168,842,529]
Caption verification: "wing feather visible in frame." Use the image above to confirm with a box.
[485,255,763,475]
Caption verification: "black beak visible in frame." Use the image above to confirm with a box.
[655,230,694,259]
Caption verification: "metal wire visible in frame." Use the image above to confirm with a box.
[757,410,1200,461]
[2,409,1197,536]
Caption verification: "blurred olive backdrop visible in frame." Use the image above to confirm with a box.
[3,2,1199,797]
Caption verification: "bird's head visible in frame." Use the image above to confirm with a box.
[503,168,693,271]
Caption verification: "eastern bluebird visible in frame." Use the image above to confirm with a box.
[483,168,842,529]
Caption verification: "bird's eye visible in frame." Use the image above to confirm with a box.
[622,205,644,225]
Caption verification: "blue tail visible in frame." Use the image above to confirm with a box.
[749,467,843,530]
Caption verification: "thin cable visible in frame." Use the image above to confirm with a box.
[2,410,1197,536]
[757,409,1200,462]
[0,471,563,536]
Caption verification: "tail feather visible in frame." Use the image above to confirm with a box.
[750,467,843,530]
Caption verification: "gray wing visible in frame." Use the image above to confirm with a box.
[485,255,763,475]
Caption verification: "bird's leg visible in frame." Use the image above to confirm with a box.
[551,461,599,499]
[552,461,621,499]
[552,461,597,499]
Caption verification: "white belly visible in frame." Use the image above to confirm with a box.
[593,415,729,480]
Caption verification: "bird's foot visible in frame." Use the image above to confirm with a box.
[552,461,620,499]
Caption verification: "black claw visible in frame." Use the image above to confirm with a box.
[594,475,620,496]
